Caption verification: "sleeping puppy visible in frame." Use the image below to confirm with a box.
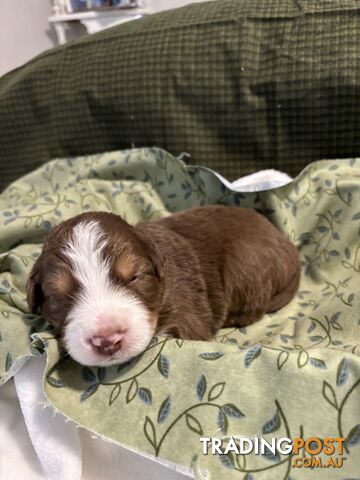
[26,206,300,366]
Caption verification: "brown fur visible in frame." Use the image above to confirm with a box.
[27,206,300,343]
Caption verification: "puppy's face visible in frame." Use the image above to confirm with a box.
[27,212,164,366]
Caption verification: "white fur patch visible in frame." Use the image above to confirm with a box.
[62,220,154,366]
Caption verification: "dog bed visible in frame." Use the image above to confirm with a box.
[0,148,359,479]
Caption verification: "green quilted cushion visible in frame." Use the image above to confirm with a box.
[0,0,359,191]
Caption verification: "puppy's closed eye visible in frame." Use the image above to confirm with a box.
[113,255,138,284]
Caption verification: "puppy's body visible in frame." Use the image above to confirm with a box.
[140,206,300,339]
[27,206,300,366]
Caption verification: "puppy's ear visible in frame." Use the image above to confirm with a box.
[26,258,44,314]
[149,241,165,280]
[136,230,165,280]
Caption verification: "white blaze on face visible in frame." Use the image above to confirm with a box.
[63,220,154,366]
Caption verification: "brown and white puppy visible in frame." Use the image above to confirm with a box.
[26,206,300,366]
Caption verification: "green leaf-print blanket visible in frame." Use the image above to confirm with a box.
[0,148,359,480]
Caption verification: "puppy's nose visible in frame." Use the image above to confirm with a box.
[90,331,124,355]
